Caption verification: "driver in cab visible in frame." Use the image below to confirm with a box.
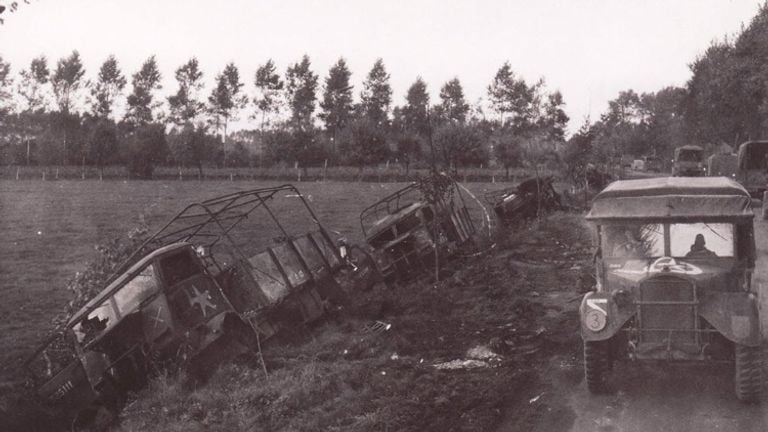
[686,233,716,257]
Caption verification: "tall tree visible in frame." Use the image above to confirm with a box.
[17,55,49,113]
[401,77,430,138]
[319,58,354,147]
[207,62,247,141]
[438,78,469,123]
[253,59,284,132]
[51,50,86,115]
[169,123,215,178]
[125,55,162,125]
[487,61,542,128]
[90,55,127,119]
[168,57,205,125]
[285,55,318,131]
[50,51,86,165]
[15,56,49,165]
[538,90,569,142]
[0,55,13,115]
[359,58,392,126]
[86,117,118,178]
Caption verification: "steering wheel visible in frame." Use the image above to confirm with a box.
[649,256,677,272]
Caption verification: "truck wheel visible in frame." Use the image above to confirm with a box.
[584,340,611,393]
[735,343,762,402]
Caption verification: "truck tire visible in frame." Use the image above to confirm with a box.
[584,340,611,393]
[735,343,762,402]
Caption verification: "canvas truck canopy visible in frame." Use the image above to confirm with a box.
[737,140,768,169]
[586,177,753,220]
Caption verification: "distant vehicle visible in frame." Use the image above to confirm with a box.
[735,140,768,197]
[25,185,358,426]
[643,156,662,172]
[631,160,645,171]
[581,177,761,402]
[672,145,706,176]
[360,175,475,284]
[707,154,738,178]
[485,176,562,225]
[619,155,634,169]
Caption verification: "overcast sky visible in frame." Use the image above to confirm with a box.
[0,0,762,133]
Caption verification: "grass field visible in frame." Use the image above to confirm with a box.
[0,179,504,390]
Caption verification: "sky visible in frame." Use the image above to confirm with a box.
[0,0,763,134]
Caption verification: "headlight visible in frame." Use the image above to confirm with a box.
[585,310,607,332]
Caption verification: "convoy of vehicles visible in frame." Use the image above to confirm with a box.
[581,177,762,402]
[22,160,768,426]
[672,145,706,177]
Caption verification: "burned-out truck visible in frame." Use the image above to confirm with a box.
[485,176,561,225]
[25,185,353,425]
[360,176,475,284]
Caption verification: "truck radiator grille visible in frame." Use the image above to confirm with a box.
[637,276,697,344]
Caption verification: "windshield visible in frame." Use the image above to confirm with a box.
[602,222,734,259]
[678,150,702,162]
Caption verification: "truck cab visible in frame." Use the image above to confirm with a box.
[580,177,761,401]
[672,145,706,177]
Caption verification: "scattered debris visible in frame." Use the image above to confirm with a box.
[433,359,490,370]
[366,320,392,333]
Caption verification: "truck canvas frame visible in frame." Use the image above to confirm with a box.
[25,185,350,425]
[359,176,475,284]
[580,177,761,402]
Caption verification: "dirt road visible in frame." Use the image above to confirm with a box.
[503,203,768,432]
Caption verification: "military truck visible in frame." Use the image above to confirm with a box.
[643,155,662,173]
[485,176,561,225]
[360,175,475,284]
[25,185,355,425]
[707,153,738,178]
[735,140,768,197]
[580,177,762,402]
[672,145,706,177]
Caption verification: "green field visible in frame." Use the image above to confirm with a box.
[0,179,501,388]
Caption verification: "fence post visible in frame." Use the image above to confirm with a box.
[16,167,19,180]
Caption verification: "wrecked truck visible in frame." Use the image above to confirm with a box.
[581,177,762,402]
[485,176,561,225]
[360,176,475,284]
[25,185,355,425]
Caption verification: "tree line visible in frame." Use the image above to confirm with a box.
[562,4,768,184]
[0,51,568,178]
